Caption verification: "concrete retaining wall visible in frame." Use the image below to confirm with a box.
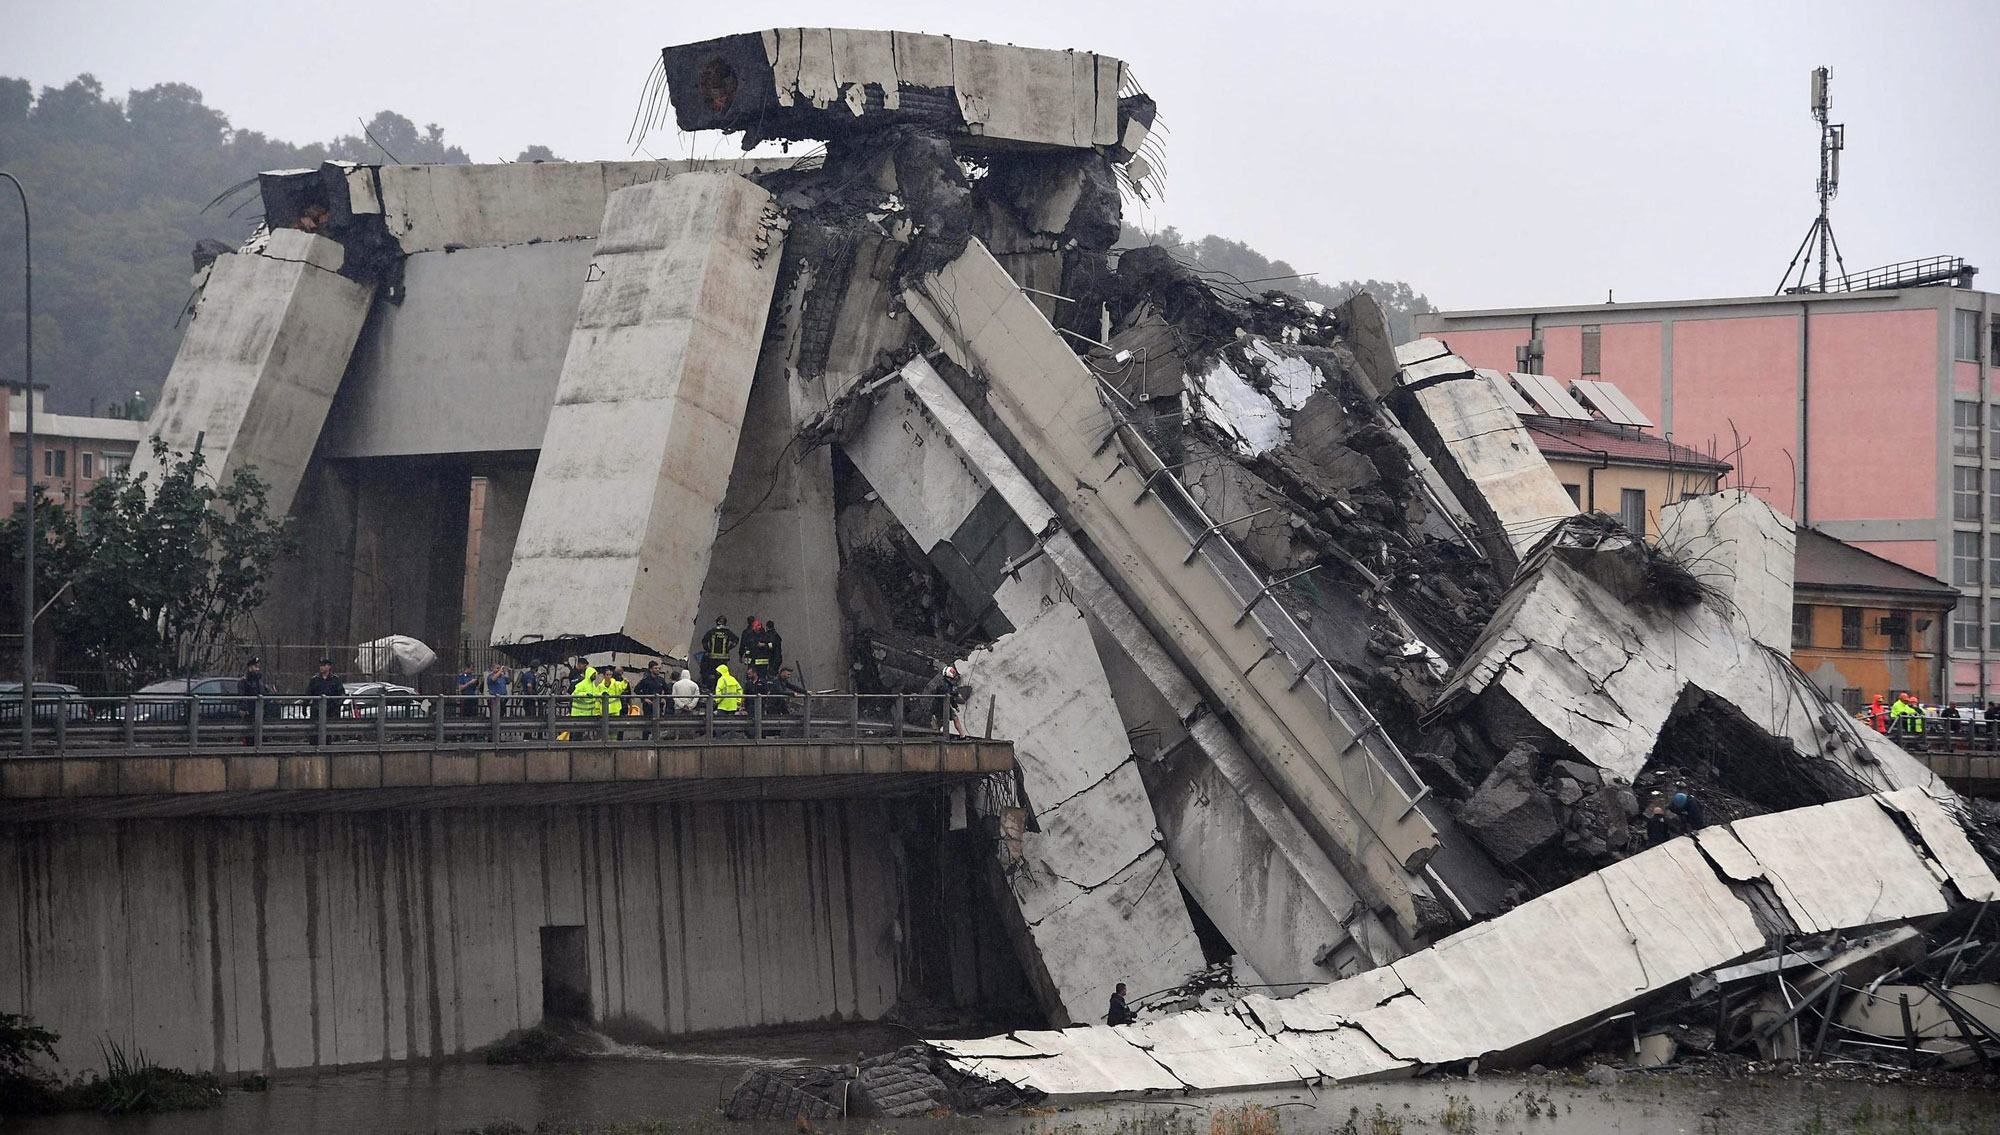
[1,801,903,1075]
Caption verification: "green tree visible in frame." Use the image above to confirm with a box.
[0,441,297,687]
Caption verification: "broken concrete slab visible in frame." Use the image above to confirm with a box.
[954,604,1205,1027]
[1433,515,1949,799]
[1656,490,1797,652]
[1388,348,1577,572]
[665,29,1140,155]
[932,789,1991,1097]
[490,173,785,658]
[1119,1010,1313,1091]
[138,228,374,517]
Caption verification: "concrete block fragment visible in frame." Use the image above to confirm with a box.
[1456,746,1560,864]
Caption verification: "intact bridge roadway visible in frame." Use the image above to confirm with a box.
[0,691,1013,820]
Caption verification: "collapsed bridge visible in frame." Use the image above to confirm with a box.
[11,27,1994,1085]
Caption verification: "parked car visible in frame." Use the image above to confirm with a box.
[0,681,93,724]
[121,676,255,723]
[331,682,432,721]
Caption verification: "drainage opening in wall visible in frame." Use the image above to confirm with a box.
[540,924,592,1024]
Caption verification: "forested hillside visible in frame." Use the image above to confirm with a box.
[0,76,541,414]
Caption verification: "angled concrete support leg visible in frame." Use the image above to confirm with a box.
[492,173,785,656]
[139,229,375,515]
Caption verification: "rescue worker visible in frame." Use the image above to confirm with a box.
[742,617,774,677]
[602,665,627,718]
[713,663,745,714]
[1645,804,1672,847]
[1668,791,1705,832]
[1867,695,1889,733]
[567,660,605,720]
[763,620,785,674]
[1107,983,1138,1026]
[1889,691,1924,735]
[700,617,738,691]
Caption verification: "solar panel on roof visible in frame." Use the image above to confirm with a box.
[1475,368,1536,417]
[1570,379,1656,428]
[1509,372,1591,420]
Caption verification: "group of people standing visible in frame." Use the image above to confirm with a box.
[698,615,806,711]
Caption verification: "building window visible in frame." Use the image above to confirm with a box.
[1581,325,1601,376]
[1793,604,1814,646]
[1840,687,1864,713]
[1957,310,1983,363]
[1840,606,1862,649]
[100,452,130,479]
[9,446,24,478]
[1562,483,1580,505]
[1619,487,1646,534]
[42,449,63,478]
[1884,609,1911,652]
[1957,531,1982,584]
[1955,401,1982,457]
[1956,608,1981,652]
[79,451,92,480]
[1956,466,1982,521]
[1989,598,2000,651]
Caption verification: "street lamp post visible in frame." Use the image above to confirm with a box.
[1,171,32,755]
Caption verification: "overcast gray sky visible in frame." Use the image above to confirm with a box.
[9,0,1997,309]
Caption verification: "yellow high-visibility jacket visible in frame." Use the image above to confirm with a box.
[714,665,744,713]
[569,668,604,717]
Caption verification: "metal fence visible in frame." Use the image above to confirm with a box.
[0,690,963,758]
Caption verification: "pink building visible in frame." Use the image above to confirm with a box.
[3,387,148,516]
[1420,282,2000,701]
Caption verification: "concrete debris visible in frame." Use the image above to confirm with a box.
[953,604,1206,1027]
[928,788,1999,1099]
[1433,495,1947,805]
[841,354,1406,986]
[1455,744,1561,864]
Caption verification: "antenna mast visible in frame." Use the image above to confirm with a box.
[1775,66,1850,293]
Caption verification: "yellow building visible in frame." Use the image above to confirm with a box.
[1791,526,1958,709]
[1523,416,1730,537]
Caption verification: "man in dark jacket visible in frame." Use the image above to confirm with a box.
[304,658,345,720]
[240,657,270,721]
[1107,983,1137,1026]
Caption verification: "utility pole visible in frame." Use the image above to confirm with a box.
[0,171,31,755]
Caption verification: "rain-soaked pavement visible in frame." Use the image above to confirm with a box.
[13,1025,2000,1134]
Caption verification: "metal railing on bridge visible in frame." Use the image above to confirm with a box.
[0,690,964,758]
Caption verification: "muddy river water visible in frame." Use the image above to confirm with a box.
[14,1026,2000,1134]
